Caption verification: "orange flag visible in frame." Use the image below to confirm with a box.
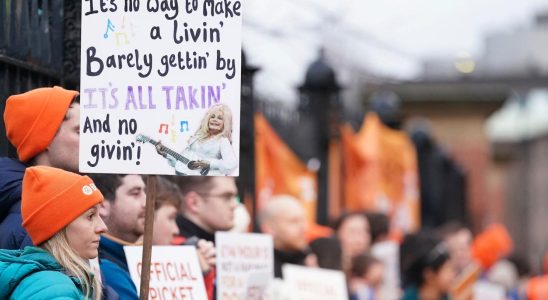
[527,275,548,300]
[342,112,420,232]
[255,113,332,240]
[471,223,513,269]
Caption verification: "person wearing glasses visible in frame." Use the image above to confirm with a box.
[400,232,456,300]
[151,176,218,300]
[172,176,239,243]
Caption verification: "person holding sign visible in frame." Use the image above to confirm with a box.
[156,104,238,176]
[152,176,217,299]
[259,195,318,278]
[152,177,217,274]
[0,166,107,300]
[0,86,80,250]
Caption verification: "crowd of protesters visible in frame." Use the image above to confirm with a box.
[0,86,547,300]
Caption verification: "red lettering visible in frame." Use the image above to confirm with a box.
[187,263,197,280]
[179,286,194,300]
[166,262,177,281]
[177,262,198,281]
[161,287,170,300]
[152,262,163,281]
[149,287,159,300]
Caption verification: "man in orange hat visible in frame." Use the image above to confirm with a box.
[0,86,80,249]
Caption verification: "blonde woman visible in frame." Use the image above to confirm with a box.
[0,166,107,299]
[158,103,238,176]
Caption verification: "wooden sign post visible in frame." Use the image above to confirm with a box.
[139,175,157,299]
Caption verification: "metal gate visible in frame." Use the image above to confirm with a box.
[0,0,81,157]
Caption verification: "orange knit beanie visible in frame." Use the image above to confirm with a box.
[4,86,79,162]
[22,166,103,245]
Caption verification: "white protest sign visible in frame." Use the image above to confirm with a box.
[472,282,505,300]
[80,0,242,176]
[216,232,274,300]
[124,245,207,300]
[264,278,291,300]
[282,264,348,300]
[371,241,400,300]
[244,271,271,300]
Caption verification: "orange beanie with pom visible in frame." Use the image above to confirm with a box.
[21,166,103,245]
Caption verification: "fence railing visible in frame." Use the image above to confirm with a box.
[0,0,65,157]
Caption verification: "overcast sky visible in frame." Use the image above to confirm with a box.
[243,0,548,103]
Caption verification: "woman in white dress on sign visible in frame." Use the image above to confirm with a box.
[158,103,237,176]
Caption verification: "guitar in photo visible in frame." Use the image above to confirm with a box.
[137,104,238,176]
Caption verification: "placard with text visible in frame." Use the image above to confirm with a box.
[216,232,274,300]
[124,245,208,299]
[80,0,242,176]
[282,264,348,300]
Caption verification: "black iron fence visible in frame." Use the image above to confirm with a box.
[0,0,69,157]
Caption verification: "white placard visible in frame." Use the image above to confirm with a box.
[371,241,400,300]
[264,278,291,300]
[282,264,348,300]
[216,232,274,300]
[124,245,208,300]
[80,0,242,176]
[473,282,505,300]
[244,271,271,300]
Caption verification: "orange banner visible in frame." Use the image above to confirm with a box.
[341,112,420,232]
[255,113,331,240]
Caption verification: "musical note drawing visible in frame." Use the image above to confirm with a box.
[115,32,129,46]
[103,19,115,39]
[180,120,189,132]
[159,123,169,134]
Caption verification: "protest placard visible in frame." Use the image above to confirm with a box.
[124,245,208,300]
[282,264,348,300]
[473,282,505,300]
[216,232,274,300]
[80,0,242,176]
[371,240,400,300]
[244,271,271,300]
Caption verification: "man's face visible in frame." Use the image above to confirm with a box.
[47,102,80,173]
[152,204,180,245]
[195,177,238,232]
[103,175,146,243]
[272,206,308,252]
